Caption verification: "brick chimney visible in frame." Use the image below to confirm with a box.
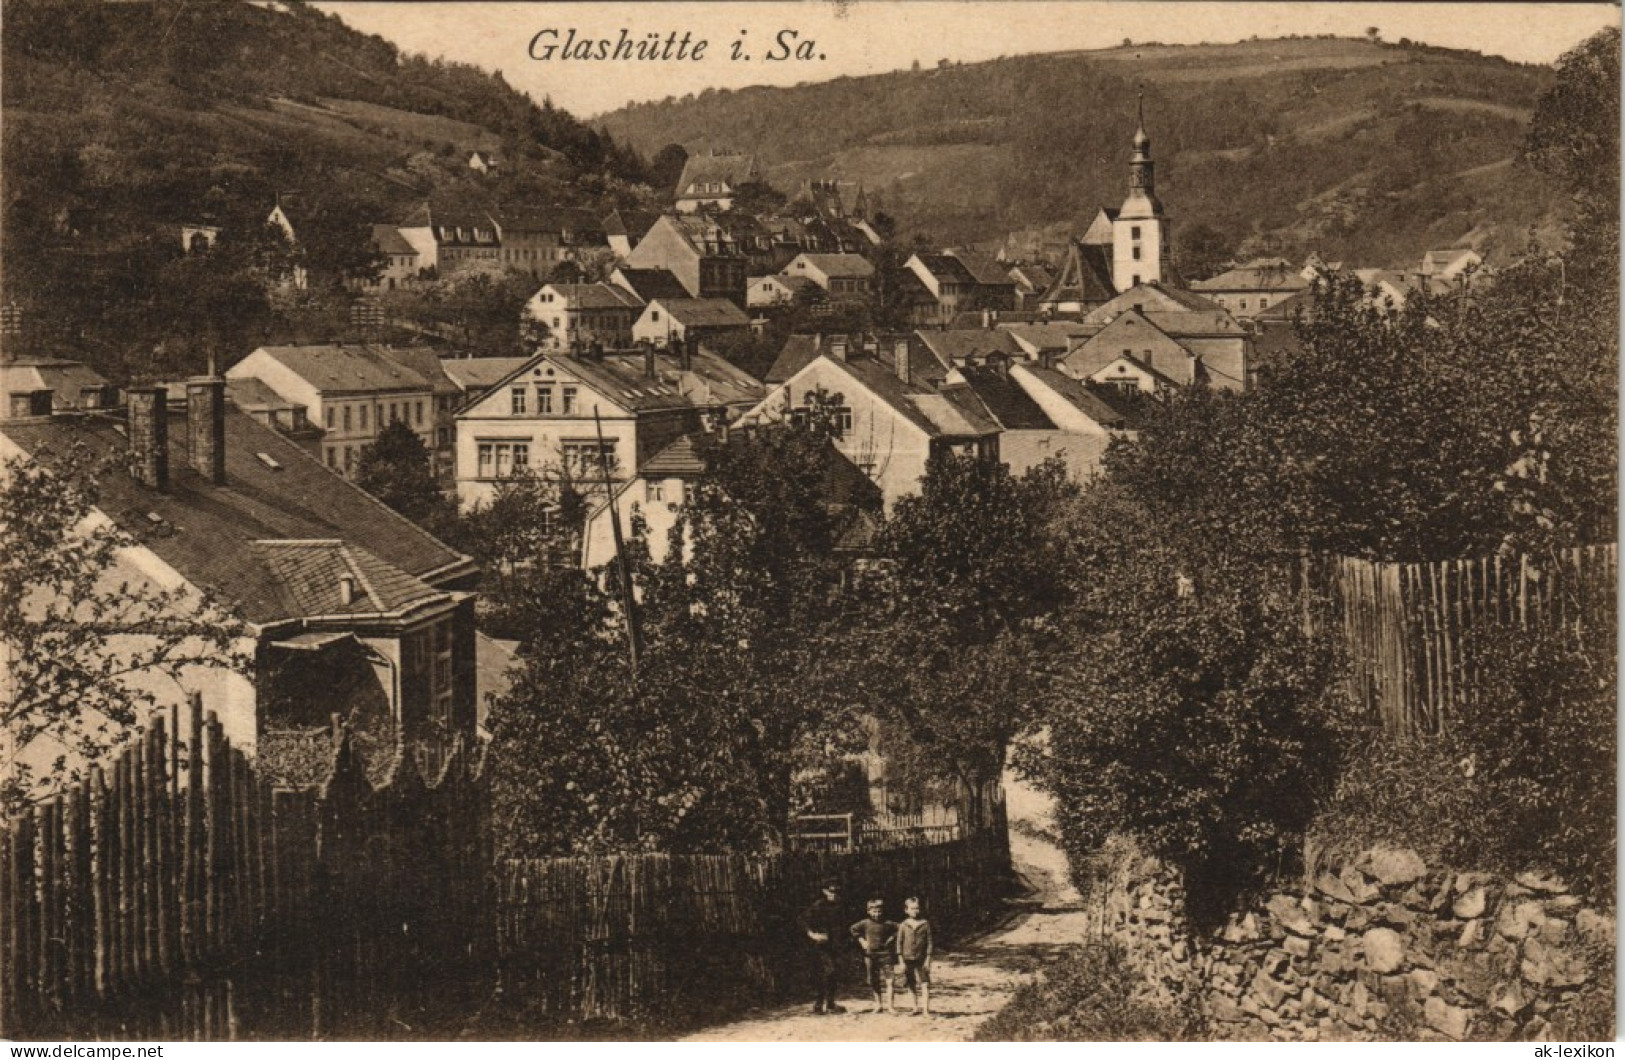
[643,342,657,380]
[185,375,226,485]
[127,386,169,491]
[894,340,912,385]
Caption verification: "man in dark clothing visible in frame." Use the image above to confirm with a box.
[798,880,846,1014]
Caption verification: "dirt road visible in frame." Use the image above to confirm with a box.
[682,777,1088,1043]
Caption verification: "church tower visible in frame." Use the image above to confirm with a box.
[1112,95,1171,291]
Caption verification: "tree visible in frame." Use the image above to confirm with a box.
[0,446,249,812]
[862,455,1076,795]
[354,420,452,529]
[485,419,868,856]
[1024,483,1345,920]
[648,142,689,193]
[1173,222,1234,282]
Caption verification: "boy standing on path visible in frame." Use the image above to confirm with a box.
[850,897,898,1013]
[896,896,933,1016]
[799,879,847,1015]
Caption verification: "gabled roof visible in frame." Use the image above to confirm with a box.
[1040,241,1117,307]
[370,224,418,257]
[439,356,532,394]
[1253,287,1319,322]
[751,274,818,294]
[1141,310,1247,337]
[0,409,473,626]
[1082,283,1228,325]
[910,253,978,286]
[826,355,998,439]
[226,376,300,411]
[1016,363,1138,430]
[1008,264,1055,291]
[1190,260,1311,293]
[480,348,764,417]
[498,205,604,241]
[947,249,1016,287]
[543,283,643,310]
[652,298,750,329]
[914,328,1023,366]
[675,151,760,197]
[915,386,1002,437]
[955,366,1056,430]
[612,267,689,303]
[240,345,435,394]
[603,209,661,241]
[1,358,109,401]
[788,253,875,279]
[374,346,461,397]
[1000,322,1094,355]
[398,199,499,234]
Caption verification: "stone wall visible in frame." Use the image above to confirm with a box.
[1086,838,1615,1041]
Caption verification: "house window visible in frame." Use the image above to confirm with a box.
[1131,275,1141,287]
[476,441,531,479]
[361,405,371,430]
[1258,297,1269,310]
[343,406,352,432]
[562,387,578,414]
[343,446,354,472]
[511,387,527,415]
[647,480,665,503]
[537,386,554,414]
[1240,299,1249,311]
[390,402,399,423]
[562,439,617,477]
[326,446,336,468]
[1132,246,1142,261]
[1131,226,1142,240]
[325,407,335,430]
[429,620,454,729]
[651,310,660,323]
[416,401,425,425]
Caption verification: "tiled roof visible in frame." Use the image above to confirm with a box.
[603,209,661,240]
[948,249,1015,287]
[440,357,532,393]
[956,366,1056,430]
[253,540,442,617]
[675,152,760,196]
[546,283,643,310]
[640,433,712,477]
[0,408,473,626]
[1190,261,1310,292]
[1,359,109,401]
[1009,264,1055,291]
[657,298,750,329]
[1141,311,1247,337]
[790,253,875,279]
[914,329,1023,366]
[768,334,946,386]
[498,206,605,241]
[243,345,435,394]
[226,376,299,411]
[912,254,978,286]
[374,345,460,396]
[1082,283,1228,325]
[1016,364,1138,429]
[916,386,1001,437]
[1040,241,1116,306]
[370,224,418,257]
[536,348,764,414]
[613,268,689,303]
[1254,288,1318,321]
[1000,323,1092,354]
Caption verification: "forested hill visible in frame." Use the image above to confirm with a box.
[1,0,651,378]
[599,37,1566,269]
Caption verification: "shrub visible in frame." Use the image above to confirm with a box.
[974,940,1204,1041]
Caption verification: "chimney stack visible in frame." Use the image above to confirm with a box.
[895,340,912,385]
[643,342,657,380]
[127,386,169,491]
[185,375,227,485]
[682,333,697,372]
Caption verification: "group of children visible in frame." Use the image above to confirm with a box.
[800,881,934,1017]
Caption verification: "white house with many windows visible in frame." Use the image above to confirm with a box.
[226,345,436,478]
[452,347,763,510]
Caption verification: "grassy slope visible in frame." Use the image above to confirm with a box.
[600,38,1564,267]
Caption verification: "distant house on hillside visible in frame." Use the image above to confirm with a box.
[368,224,422,289]
[747,273,818,308]
[673,150,761,212]
[467,150,501,175]
[180,223,221,255]
[1418,248,1482,280]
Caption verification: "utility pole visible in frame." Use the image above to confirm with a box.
[594,406,641,673]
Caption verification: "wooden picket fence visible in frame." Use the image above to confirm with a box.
[1305,543,1617,734]
[3,693,1015,1038]
[0,694,490,1041]
[495,825,1011,1023]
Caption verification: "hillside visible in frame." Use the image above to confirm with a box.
[600,37,1568,269]
[0,0,651,380]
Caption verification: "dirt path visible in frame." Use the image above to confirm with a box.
[683,778,1089,1043]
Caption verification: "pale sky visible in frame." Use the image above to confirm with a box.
[317,2,1620,119]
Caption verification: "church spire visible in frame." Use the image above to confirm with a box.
[1130,87,1154,192]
